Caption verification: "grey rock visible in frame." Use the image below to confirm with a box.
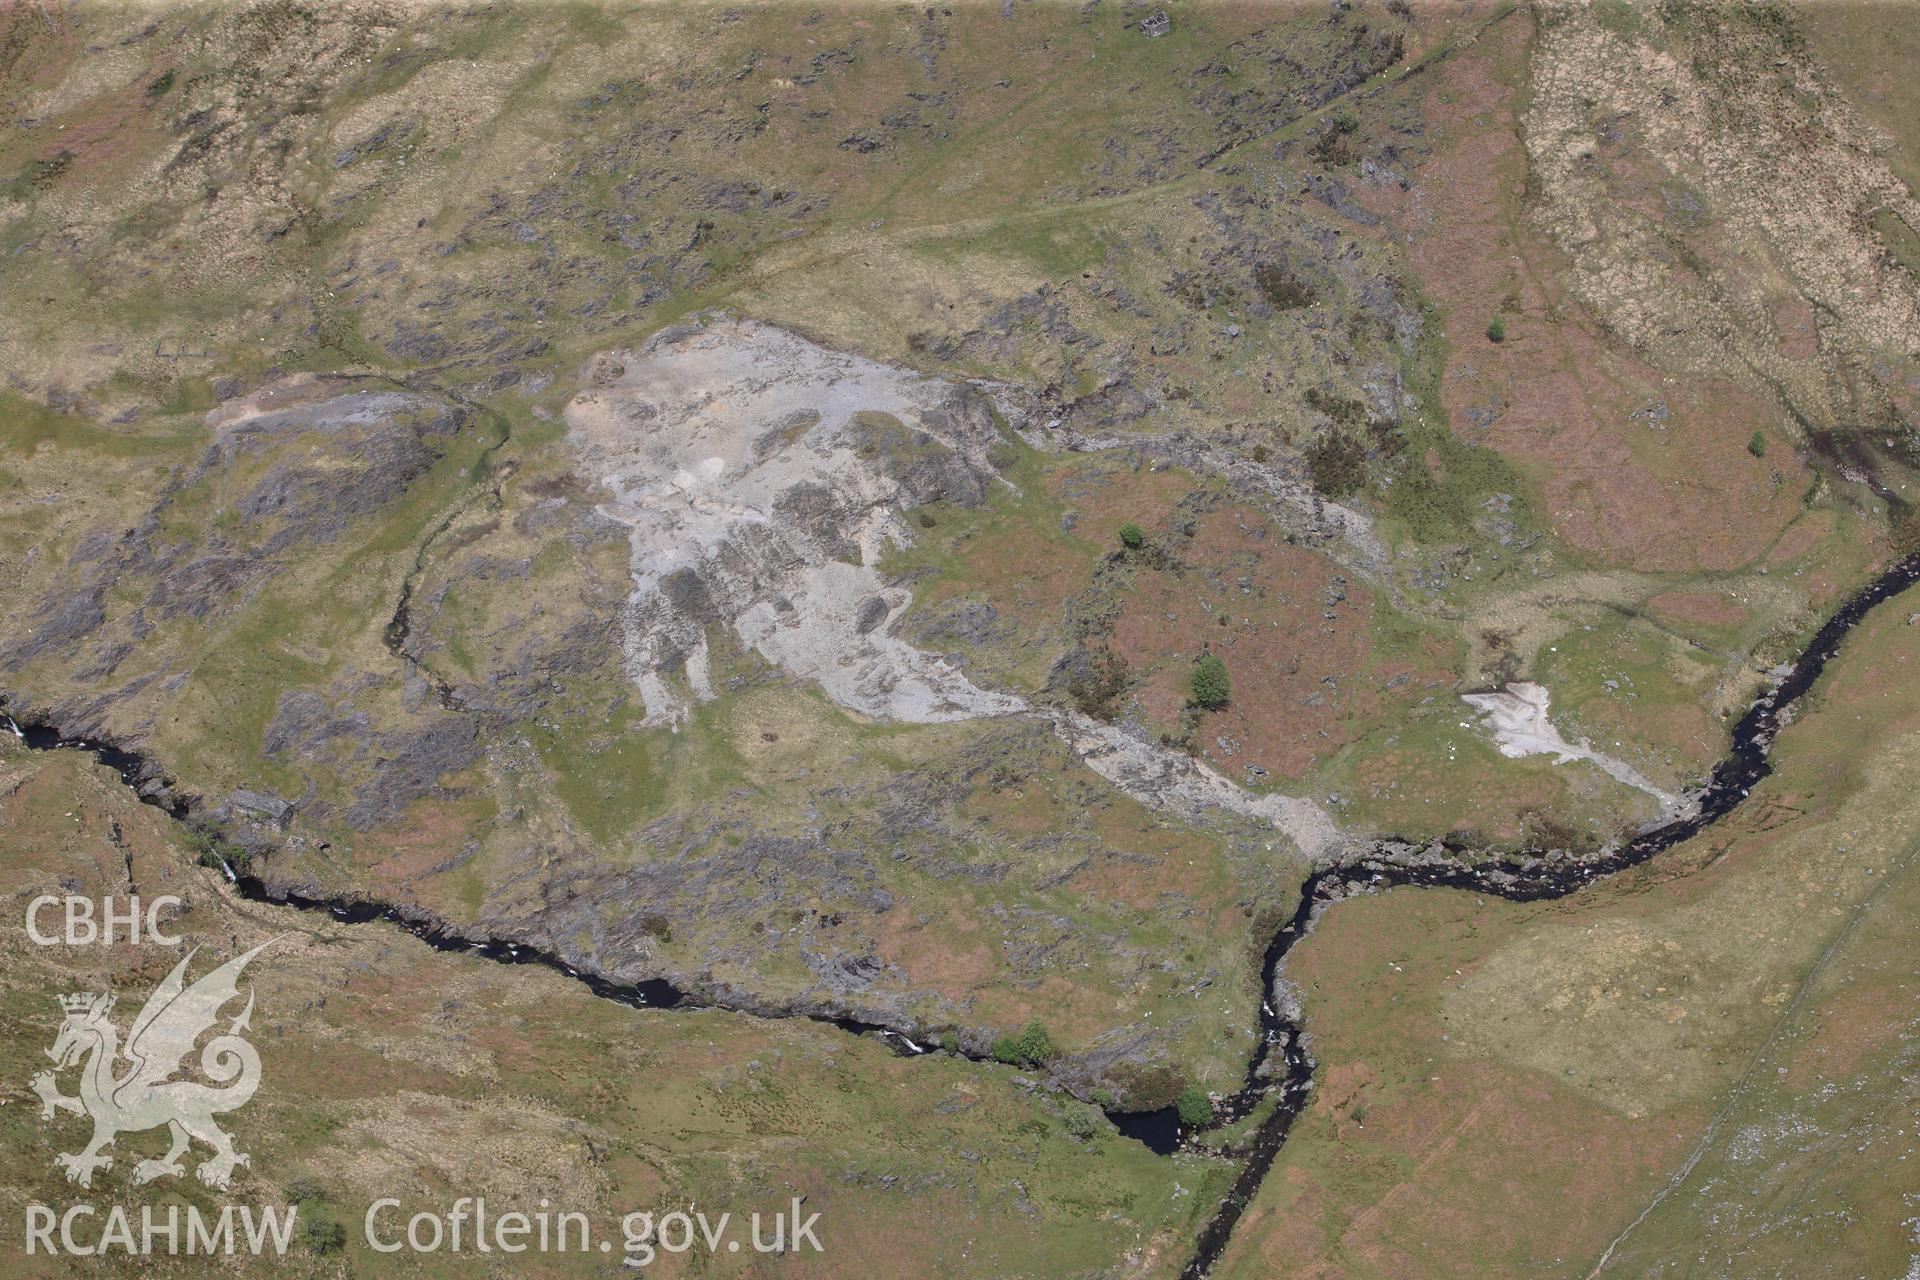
[231,789,292,828]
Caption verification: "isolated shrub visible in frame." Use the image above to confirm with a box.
[1189,654,1231,711]
[1117,521,1145,550]
[1309,126,1354,166]
[299,1206,346,1255]
[1747,429,1767,458]
[1253,265,1313,310]
[1175,1086,1213,1127]
[1486,316,1506,343]
[1304,432,1367,498]
[1066,647,1130,721]
[1016,1022,1056,1063]
[1063,1104,1100,1141]
[288,1180,345,1255]
[991,1021,1057,1067]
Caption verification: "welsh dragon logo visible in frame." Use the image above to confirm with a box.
[29,939,277,1190]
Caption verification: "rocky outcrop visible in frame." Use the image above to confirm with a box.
[565,320,1346,861]
[565,318,1028,728]
[3,377,465,676]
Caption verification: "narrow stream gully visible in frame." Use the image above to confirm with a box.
[1165,549,1920,1279]
[5,551,1918,1279]
[0,715,927,1050]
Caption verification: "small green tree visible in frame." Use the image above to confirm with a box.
[991,1021,1057,1067]
[1747,429,1767,458]
[300,1205,347,1255]
[1117,521,1145,550]
[1486,316,1506,343]
[1175,1086,1213,1127]
[1189,653,1231,710]
[287,1179,346,1255]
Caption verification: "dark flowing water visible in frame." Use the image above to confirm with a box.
[220,875,944,1052]
[1168,550,1920,1277]
[0,725,931,1050]
[8,552,1919,1278]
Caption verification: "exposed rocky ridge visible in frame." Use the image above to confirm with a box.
[0,375,551,841]
[4,377,464,677]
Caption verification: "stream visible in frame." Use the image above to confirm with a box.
[5,549,1917,1278]
[1167,549,1920,1278]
